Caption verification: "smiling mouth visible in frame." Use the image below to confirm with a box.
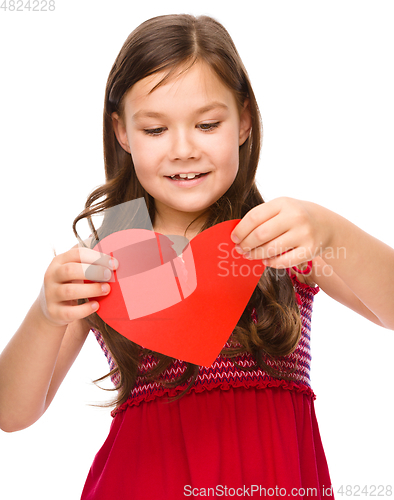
[166,172,209,180]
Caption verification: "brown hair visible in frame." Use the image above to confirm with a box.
[73,14,301,409]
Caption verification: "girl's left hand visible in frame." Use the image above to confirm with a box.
[230,197,335,269]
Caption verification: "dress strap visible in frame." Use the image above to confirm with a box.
[291,260,313,275]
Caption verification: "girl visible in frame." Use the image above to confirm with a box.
[1,13,393,499]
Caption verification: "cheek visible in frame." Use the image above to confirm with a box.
[129,135,158,176]
[216,128,240,173]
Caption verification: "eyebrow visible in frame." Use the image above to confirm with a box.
[132,102,229,121]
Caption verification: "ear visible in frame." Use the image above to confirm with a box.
[112,112,131,153]
[238,99,252,147]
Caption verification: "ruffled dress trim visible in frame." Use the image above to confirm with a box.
[111,379,316,416]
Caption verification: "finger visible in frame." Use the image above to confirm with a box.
[247,242,312,269]
[56,262,114,283]
[233,214,291,255]
[243,236,294,263]
[260,247,302,269]
[82,262,115,282]
[58,247,118,269]
[56,282,111,302]
[230,199,282,245]
[243,229,296,261]
[54,300,101,324]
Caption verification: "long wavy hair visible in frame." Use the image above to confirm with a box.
[73,14,302,409]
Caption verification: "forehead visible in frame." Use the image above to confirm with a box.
[123,61,238,117]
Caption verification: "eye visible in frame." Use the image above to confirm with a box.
[198,122,221,132]
[143,127,166,136]
[143,122,221,136]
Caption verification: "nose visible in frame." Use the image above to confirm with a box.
[169,128,198,161]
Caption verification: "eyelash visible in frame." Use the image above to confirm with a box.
[143,122,221,136]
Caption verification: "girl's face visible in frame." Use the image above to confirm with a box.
[112,61,251,233]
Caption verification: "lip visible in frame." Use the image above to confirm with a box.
[165,172,210,187]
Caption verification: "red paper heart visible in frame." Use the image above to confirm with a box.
[90,220,265,366]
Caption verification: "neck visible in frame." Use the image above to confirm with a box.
[153,205,208,240]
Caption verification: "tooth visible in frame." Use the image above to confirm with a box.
[179,174,188,178]
[187,173,196,179]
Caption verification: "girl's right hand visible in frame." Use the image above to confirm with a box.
[39,245,118,327]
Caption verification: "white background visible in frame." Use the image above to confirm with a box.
[1,0,393,498]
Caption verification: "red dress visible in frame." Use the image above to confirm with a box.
[81,273,334,499]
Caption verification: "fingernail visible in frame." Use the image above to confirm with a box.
[108,258,118,270]
[104,269,112,280]
[91,301,99,311]
[231,234,240,244]
[101,284,110,294]
[235,245,245,254]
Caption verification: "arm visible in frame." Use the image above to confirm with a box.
[291,258,386,328]
[308,209,394,330]
[0,246,117,432]
[230,197,394,330]
[0,303,89,432]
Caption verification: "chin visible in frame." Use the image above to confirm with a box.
[161,196,211,212]
[175,204,209,216]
